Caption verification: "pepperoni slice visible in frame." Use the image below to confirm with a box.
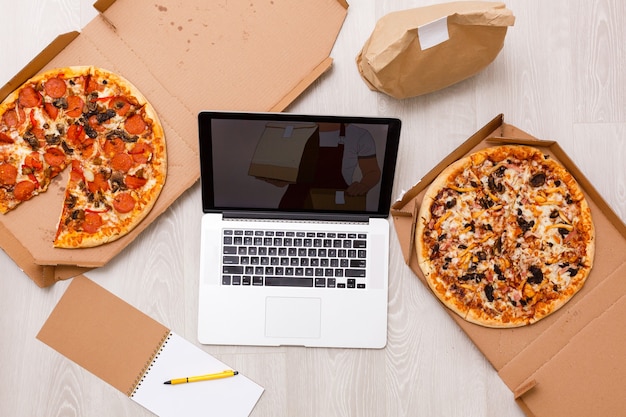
[113,192,135,213]
[125,114,147,135]
[129,142,153,164]
[88,115,106,133]
[103,137,126,156]
[80,138,96,158]
[109,96,131,116]
[111,153,133,172]
[18,86,41,108]
[65,95,84,117]
[44,77,67,98]
[67,124,86,146]
[2,108,25,128]
[0,132,14,144]
[44,102,59,120]
[0,163,18,185]
[82,212,103,234]
[87,172,110,193]
[24,152,43,171]
[125,175,147,189]
[43,147,67,167]
[13,180,36,201]
[84,74,100,94]
[69,160,84,182]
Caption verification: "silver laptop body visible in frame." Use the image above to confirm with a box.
[197,111,401,348]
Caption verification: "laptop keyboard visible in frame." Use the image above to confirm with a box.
[221,229,367,289]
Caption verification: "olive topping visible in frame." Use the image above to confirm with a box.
[459,272,485,282]
[517,216,535,233]
[484,284,494,302]
[488,176,505,194]
[567,268,579,277]
[445,198,457,209]
[528,265,544,284]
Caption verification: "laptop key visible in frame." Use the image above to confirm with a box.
[350,259,366,268]
[223,265,244,274]
[315,278,326,287]
[223,255,239,264]
[223,246,237,254]
[265,277,313,287]
[346,269,366,278]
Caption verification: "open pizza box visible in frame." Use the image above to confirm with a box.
[0,0,348,287]
[391,114,626,417]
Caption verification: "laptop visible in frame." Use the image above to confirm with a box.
[197,111,401,348]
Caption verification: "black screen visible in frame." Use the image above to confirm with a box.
[198,112,401,217]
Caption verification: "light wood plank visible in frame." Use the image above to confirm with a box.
[0,1,624,416]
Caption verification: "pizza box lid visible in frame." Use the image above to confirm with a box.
[391,114,626,417]
[0,0,348,287]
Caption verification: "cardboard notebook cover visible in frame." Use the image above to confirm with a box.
[0,0,348,287]
[391,114,626,417]
[37,276,264,417]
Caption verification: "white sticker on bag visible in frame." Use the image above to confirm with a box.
[417,16,449,50]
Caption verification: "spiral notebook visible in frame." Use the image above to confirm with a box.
[36,276,264,417]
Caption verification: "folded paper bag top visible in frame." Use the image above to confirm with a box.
[356,1,515,99]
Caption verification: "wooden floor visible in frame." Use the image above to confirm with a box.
[1,1,624,416]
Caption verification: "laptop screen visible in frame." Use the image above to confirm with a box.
[198,112,401,217]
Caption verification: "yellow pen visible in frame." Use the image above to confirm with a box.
[163,370,239,385]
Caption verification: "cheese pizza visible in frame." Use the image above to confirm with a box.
[415,145,595,327]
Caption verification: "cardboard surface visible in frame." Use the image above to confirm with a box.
[0,0,348,286]
[391,114,626,417]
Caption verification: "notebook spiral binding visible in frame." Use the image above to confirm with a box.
[128,330,172,397]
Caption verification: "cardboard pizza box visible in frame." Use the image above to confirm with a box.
[391,114,626,417]
[0,0,348,287]
[248,122,320,183]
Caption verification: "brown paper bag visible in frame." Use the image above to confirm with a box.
[356,1,515,99]
[248,122,320,183]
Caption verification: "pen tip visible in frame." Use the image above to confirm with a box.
[233,371,239,375]
[163,381,171,384]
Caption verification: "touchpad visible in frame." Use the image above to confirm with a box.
[265,297,321,339]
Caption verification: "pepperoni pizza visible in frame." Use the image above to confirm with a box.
[0,66,166,248]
